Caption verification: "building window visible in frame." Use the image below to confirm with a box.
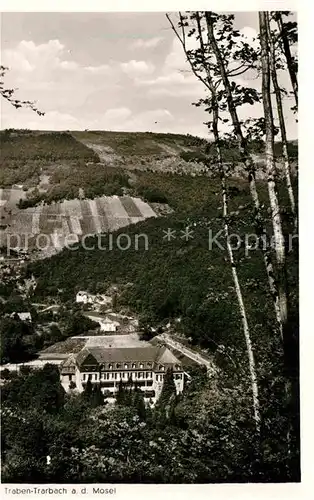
[109,364,113,370]
[116,363,121,369]
[114,373,117,380]
[124,364,128,370]
[132,363,136,369]
[140,363,143,369]
[68,375,72,382]
[159,365,164,371]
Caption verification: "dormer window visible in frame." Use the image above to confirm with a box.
[116,363,121,369]
[147,362,152,368]
[109,364,113,370]
[124,363,128,369]
[132,363,136,369]
[139,363,144,369]
[159,365,164,371]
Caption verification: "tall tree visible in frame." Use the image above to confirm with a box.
[116,379,126,405]
[266,12,297,230]
[82,378,93,402]
[203,14,298,405]
[193,11,261,431]
[274,12,298,108]
[259,11,289,329]
[259,10,299,469]
[90,384,104,408]
[167,11,283,334]
[155,368,177,426]
[203,11,285,339]
[132,387,147,420]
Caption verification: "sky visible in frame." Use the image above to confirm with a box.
[0,12,297,139]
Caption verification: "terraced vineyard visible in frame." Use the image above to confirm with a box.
[0,189,157,256]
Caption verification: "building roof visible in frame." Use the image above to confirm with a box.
[74,345,182,368]
[85,313,120,326]
[10,312,32,321]
[157,347,181,365]
[59,354,77,373]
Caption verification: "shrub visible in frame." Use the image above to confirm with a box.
[1,368,11,380]
[137,186,168,204]
[180,151,208,164]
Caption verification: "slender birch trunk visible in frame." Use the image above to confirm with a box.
[260,11,296,456]
[266,12,297,231]
[213,103,261,432]
[259,11,288,328]
[194,12,261,431]
[276,13,298,108]
[260,14,299,468]
[205,12,283,339]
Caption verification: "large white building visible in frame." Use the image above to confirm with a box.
[60,345,184,403]
[76,291,112,307]
[84,313,120,332]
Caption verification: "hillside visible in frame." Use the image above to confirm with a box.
[1,129,298,192]
[72,130,298,178]
[0,191,158,257]
[0,130,299,484]
[1,129,298,358]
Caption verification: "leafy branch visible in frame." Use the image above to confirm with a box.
[0,66,45,116]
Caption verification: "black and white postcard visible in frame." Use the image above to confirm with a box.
[0,1,310,499]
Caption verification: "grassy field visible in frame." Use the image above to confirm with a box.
[39,337,86,355]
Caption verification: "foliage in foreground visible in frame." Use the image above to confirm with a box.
[0,364,299,483]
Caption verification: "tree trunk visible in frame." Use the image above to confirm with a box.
[195,12,261,431]
[214,104,261,432]
[276,13,298,108]
[266,12,297,231]
[205,11,283,339]
[259,11,288,328]
[260,11,298,469]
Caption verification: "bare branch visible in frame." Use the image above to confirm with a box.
[165,13,212,93]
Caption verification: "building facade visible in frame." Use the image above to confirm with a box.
[76,291,112,307]
[84,313,120,332]
[60,345,184,403]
